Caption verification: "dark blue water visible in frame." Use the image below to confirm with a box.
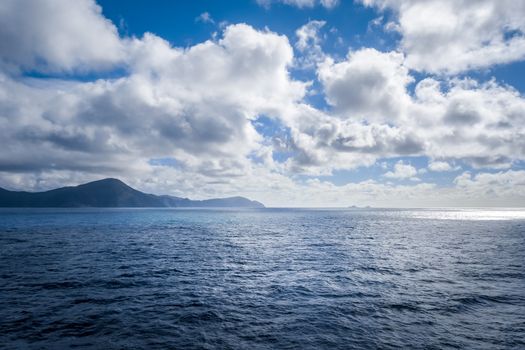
[1,208,524,349]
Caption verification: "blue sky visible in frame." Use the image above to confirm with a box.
[0,0,524,206]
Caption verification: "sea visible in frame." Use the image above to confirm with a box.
[0,208,524,349]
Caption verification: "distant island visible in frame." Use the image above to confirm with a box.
[0,178,265,208]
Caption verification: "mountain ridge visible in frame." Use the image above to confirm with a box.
[0,178,265,208]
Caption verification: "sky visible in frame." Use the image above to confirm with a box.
[0,0,524,207]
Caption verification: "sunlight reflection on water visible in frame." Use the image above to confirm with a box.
[403,208,525,221]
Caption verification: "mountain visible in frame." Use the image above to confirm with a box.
[0,178,265,208]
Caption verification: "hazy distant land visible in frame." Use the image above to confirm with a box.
[0,178,264,208]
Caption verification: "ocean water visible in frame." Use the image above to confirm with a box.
[0,208,524,349]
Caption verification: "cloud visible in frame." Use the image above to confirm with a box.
[318,49,413,123]
[261,57,525,176]
[195,12,214,24]
[0,20,307,180]
[0,0,124,73]
[311,50,525,171]
[296,20,326,51]
[361,0,525,74]
[295,20,326,68]
[257,0,338,9]
[453,170,525,204]
[384,160,417,180]
[320,0,339,9]
[269,101,426,175]
[428,161,457,172]
[413,78,525,169]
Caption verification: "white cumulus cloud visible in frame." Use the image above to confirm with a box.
[0,0,124,73]
[384,160,418,180]
[318,49,413,123]
[360,0,525,74]
[428,161,457,172]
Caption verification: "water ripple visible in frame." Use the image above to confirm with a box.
[0,208,524,349]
